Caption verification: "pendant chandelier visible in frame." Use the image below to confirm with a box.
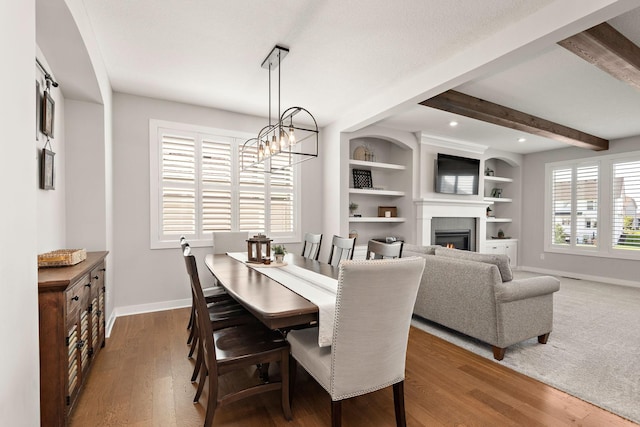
[241,45,319,173]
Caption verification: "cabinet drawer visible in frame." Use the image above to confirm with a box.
[65,275,88,317]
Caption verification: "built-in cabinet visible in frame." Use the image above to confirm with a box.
[483,157,519,265]
[347,138,412,253]
[38,251,108,426]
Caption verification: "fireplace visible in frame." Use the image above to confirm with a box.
[434,229,471,251]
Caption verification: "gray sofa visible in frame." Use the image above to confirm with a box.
[403,244,560,360]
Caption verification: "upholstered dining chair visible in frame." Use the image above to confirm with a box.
[212,231,250,254]
[301,232,323,261]
[327,235,356,266]
[287,257,426,427]
[183,250,292,427]
[365,239,404,260]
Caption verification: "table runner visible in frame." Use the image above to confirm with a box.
[227,252,337,347]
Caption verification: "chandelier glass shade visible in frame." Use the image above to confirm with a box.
[241,45,318,173]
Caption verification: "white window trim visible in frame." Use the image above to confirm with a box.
[544,150,640,261]
[149,119,301,249]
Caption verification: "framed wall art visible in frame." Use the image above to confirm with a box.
[41,89,55,138]
[40,148,55,190]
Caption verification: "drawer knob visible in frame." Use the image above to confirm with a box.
[71,296,79,301]
[94,275,99,280]
[85,283,91,288]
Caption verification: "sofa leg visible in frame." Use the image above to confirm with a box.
[492,346,506,361]
[538,333,550,344]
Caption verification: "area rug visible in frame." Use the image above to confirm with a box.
[411,271,640,424]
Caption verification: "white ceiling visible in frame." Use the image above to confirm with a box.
[69,1,640,154]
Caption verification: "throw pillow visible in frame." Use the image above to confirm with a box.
[434,246,513,282]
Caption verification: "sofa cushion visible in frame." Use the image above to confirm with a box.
[402,244,439,256]
[434,246,513,282]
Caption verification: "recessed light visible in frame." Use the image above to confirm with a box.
[449,121,458,127]
[518,137,526,143]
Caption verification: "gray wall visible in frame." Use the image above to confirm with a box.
[112,92,323,313]
[521,136,640,285]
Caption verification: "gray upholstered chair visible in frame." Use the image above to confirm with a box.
[212,231,250,254]
[287,257,426,427]
[365,239,404,260]
[301,232,323,261]
[327,235,356,266]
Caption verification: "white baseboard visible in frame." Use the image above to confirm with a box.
[520,265,640,289]
[105,298,191,338]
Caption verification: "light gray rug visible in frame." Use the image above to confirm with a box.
[411,271,640,424]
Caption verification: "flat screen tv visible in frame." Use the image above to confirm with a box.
[435,153,480,195]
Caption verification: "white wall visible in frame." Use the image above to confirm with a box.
[112,92,323,313]
[0,1,41,425]
[36,53,67,253]
[521,136,640,285]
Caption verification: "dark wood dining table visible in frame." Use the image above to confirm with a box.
[204,253,339,330]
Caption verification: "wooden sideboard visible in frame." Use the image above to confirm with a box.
[38,251,108,426]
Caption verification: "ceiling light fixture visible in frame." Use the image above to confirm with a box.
[518,137,527,143]
[241,45,318,173]
[449,121,458,127]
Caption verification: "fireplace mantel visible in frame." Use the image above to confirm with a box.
[414,198,491,249]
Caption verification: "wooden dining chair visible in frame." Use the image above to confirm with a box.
[327,235,356,266]
[365,239,404,260]
[183,250,292,426]
[301,232,322,261]
[287,257,425,427]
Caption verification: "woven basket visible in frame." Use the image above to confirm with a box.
[38,249,87,268]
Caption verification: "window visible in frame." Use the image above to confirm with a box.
[546,151,640,259]
[611,159,640,251]
[150,120,299,248]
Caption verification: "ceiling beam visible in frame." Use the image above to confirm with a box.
[558,22,640,92]
[419,90,609,151]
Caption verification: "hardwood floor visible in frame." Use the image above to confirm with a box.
[70,308,637,427]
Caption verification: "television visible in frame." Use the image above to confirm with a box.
[435,153,480,195]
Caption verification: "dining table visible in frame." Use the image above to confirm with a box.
[204,252,340,332]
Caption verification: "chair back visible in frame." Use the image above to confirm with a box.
[183,250,219,379]
[327,235,356,266]
[365,240,404,260]
[329,257,425,400]
[213,231,249,254]
[301,232,322,260]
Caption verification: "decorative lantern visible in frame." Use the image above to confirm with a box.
[246,234,272,264]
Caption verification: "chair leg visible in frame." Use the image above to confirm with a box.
[188,323,198,358]
[187,317,195,344]
[331,400,342,427]
[492,346,506,361]
[289,356,297,409]
[393,381,407,427]
[194,365,208,403]
[280,348,292,420]
[204,369,217,427]
[191,338,203,383]
[538,333,550,344]
[187,304,194,330]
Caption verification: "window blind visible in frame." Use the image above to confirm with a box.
[611,160,640,251]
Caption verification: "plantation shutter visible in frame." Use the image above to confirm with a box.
[576,164,598,247]
[551,167,571,246]
[239,147,265,232]
[202,137,232,231]
[270,155,295,233]
[611,160,640,250]
[161,133,196,236]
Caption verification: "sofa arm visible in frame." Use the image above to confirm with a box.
[495,276,560,303]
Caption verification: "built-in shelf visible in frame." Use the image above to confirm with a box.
[486,217,512,223]
[349,217,406,223]
[484,197,513,203]
[349,188,405,197]
[484,175,513,183]
[349,159,406,171]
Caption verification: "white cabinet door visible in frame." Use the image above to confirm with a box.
[482,240,517,267]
